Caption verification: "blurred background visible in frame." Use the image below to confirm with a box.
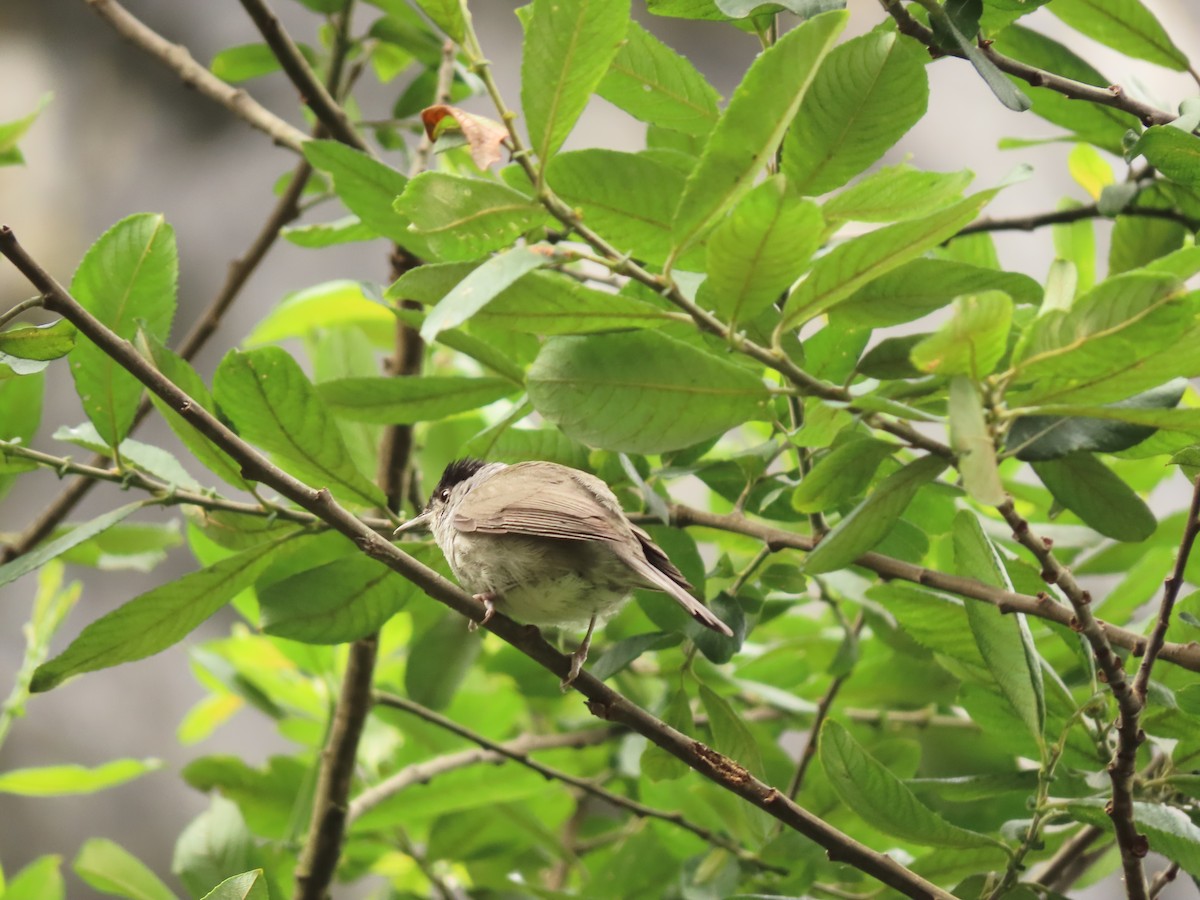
[1,1,1198,896]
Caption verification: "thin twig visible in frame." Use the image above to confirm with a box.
[237,0,369,152]
[661,504,1200,674]
[0,157,312,564]
[876,0,1174,127]
[996,499,1148,899]
[0,224,954,900]
[82,0,308,151]
[1148,861,1180,898]
[958,204,1200,237]
[1133,473,1200,701]
[294,636,378,900]
[1032,824,1105,889]
[786,612,864,800]
[369,692,786,874]
[0,296,43,330]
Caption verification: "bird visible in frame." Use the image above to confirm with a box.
[395,458,733,687]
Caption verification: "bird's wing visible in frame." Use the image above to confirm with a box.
[619,526,733,636]
[450,462,626,543]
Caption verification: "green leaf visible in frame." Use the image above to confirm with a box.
[406,611,482,711]
[58,521,182,572]
[1008,272,1200,406]
[670,10,847,257]
[641,686,693,781]
[1131,126,1200,188]
[782,31,928,195]
[137,333,252,491]
[317,375,516,424]
[791,437,894,513]
[302,140,428,253]
[411,0,465,42]
[832,257,1040,328]
[699,683,771,844]
[210,43,313,82]
[805,455,948,574]
[396,172,548,261]
[823,165,974,223]
[992,25,1137,153]
[527,331,769,453]
[73,839,178,900]
[199,871,268,900]
[69,213,178,448]
[3,855,65,900]
[948,376,1005,506]
[1007,380,1188,461]
[172,797,259,900]
[0,93,51,166]
[930,3,1031,112]
[260,553,413,643]
[0,501,144,590]
[31,537,285,692]
[474,271,674,334]
[1032,452,1156,542]
[820,720,1005,851]
[1047,0,1187,70]
[910,291,1012,377]
[590,632,680,682]
[521,0,631,164]
[244,279,393,347]
[0,758,161,796]
[784,192,994,328]
[1065,799,1200,878]
[0,320,76,361]
[953,511,1045,743]
[420,246,548,341]
[0,370,44,500]
[596,20,721,136]
[703,175,822,328]
[282,215,377,248]
[53,423,201,491]
[213,347,386,509]
[545,150,692,267]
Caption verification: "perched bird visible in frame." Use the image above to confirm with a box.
[395,458,733,686]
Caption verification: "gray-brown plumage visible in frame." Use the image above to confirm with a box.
[396,459,732,686]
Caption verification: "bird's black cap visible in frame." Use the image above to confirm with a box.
[431,458,487,502]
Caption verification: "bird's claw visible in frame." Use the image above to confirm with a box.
[468,592,496,632]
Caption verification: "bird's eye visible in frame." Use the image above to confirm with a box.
[439,488,451,502]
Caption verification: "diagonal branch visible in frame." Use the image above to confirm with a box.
[365,693,785,873]
[82,0,308,151]
[0,224,954,900]
[958,203,1200,237]
[237,0,370,153]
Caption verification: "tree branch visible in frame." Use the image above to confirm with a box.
[876,0,1175,127]
[237,0,370,153]
[82,0,309,151]
[662,503,1200,674]
[1132,473,1200,700]
[996,499,1148,899]
[1031,824,1106,891]
[294,635,378,900]
[0,225,954,900]
[958,203,1200,237]
[367,693,785,873]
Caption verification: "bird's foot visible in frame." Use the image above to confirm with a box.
[467,592,497,632]
[560,615,597,691]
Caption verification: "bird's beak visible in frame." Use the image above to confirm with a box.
[393,510,432,535]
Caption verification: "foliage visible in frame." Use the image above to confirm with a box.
[2,1,1200,898]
